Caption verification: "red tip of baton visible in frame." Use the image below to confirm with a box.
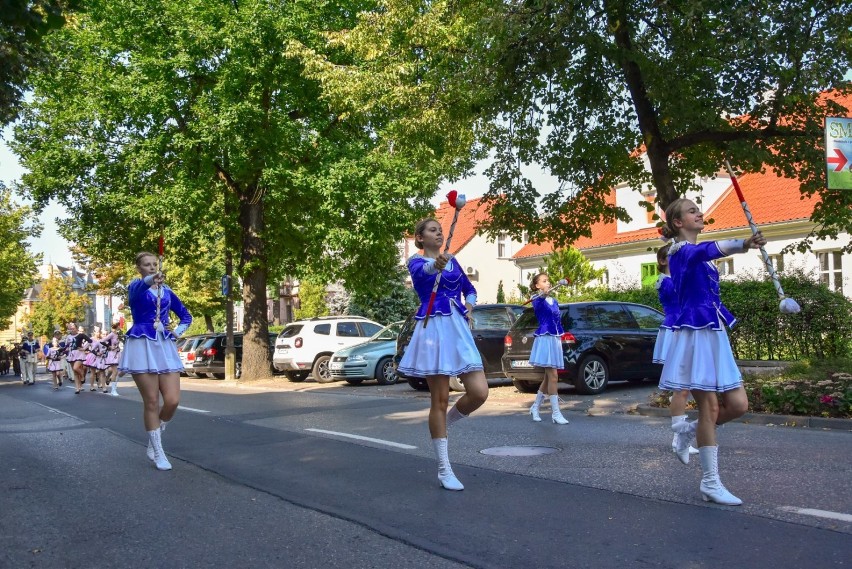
[157,235,165,256]
[446,190,458,209]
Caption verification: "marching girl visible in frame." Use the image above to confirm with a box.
[397,218,487,491]
[46,338,65,390]
[83,332,102,391]
[659,198,765,506]
[119,251,192,471]
[652,244,698,460]
[102,323,122,387]
[526,273,569,425]
[68,325,92,394]
[61,324,76,387]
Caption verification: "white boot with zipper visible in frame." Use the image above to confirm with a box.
[698,446,741,505]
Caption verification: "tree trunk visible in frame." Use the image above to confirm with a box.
[238,193,270,380]
[204,314,214,333]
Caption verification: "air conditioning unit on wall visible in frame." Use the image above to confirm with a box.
[465,266,477,277]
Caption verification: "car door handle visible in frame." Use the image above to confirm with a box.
[475,335,485,340]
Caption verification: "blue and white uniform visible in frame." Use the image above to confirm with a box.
[118,277,192,375]
[529,295,564,368]
[397,254,482,378]
[659,239,744,392]
[652,274,678,364]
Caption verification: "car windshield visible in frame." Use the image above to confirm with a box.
[278,325,303,339]
[370,321,403,342]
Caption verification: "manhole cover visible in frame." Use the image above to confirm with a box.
[480,446,559,457]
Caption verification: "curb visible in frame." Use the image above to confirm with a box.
[635,404,852,431]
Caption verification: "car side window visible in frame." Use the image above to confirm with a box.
[359,322,382,337]
[472,308,511,329]
[595,304,639,330]
[623,304,664,330]
[336,322,360,337]
[315,324,331,335]
[566,305,601,330]
[234,335,243,348]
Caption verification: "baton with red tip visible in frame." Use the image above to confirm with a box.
[422,191,467,328]
[523,278,570,305]
[723,160,800,314]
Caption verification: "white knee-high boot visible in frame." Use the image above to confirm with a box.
[148,428,172,471]
[673,420,697,464]
[529,391,545,422]
[550,395,568,425]
[432,438,463,491]
[147,421,169,462]
[698,446,741,505]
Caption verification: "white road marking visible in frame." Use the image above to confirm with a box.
[305,428,417,450]
[177,405,211,414]
[778,506,852,523]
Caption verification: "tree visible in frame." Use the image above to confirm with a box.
[347,268,419,324]
[298,1,852,249]
[294,278,330,321]
[28,273,88,336]
[0,0,79,125]
[542,248,606,299]
[13,0,439,379]
[496,280,506,303]
[0,186,41,329]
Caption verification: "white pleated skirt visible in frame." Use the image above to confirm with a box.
[652,328,674,364]
[397,311,483,378]
[529,335,563,368]
[658,327,741,392]
[118,333,184,375]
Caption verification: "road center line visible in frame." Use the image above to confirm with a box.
[305,428,417,450]
[177,405,211,414]
[778,506,852,523]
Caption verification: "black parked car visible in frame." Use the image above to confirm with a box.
[191,332,278,379]
[394,304,525,391]
[502,301,664,394]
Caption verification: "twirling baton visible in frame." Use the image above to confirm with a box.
[523,278,570,305]
[155,233,165,333]
[723,160,801,314]
[422,190,467,328]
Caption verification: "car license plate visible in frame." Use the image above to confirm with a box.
[511,360,532,368]
[277,348,289,355]
[329,362,344,371]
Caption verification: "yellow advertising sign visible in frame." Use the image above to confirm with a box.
[825,117,852,190]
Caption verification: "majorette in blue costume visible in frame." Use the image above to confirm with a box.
[118,276,192,376]
[397,253,481,378]
[652,272,678,365]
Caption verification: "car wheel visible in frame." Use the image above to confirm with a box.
[448,376,465,392]
[512,379,540,393]
[408,377,429,391]
[345,378,364,385]
[211,372,225,379]
[285,371,308,382]
[574,355,609,394]
[375,357,398,385]
[312,355,333,383]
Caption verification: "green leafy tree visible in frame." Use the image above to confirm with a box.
[300,0,852,249]
[0,0,79,125]
[0,186,41,328]
[29,273,88,336]
[542,247,606,299]
[294,278,329,321]
[347,268,419,324]
[496,280,506,303]
[13,0,438,379]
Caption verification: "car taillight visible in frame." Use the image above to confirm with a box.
[504,335,512,348]
[187,353,195,361]
[294,337,303,348]
[203,347,217,357]
[560,332,577,343]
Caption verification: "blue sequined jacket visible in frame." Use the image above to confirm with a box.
[125,278,192,340]
[407,254,477,319]
[655,274,679,329]
[532,295,564,336]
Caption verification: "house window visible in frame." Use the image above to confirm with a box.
[818,251,843,294]
[497,232,507,258]
[715,258,734,276]
[640,262,658,287]
[768,254,784,273]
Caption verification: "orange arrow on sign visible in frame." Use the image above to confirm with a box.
[827,148,848,172]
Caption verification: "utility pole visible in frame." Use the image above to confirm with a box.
[224,251,236,380]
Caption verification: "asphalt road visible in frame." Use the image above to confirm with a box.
[1,371,850,569]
